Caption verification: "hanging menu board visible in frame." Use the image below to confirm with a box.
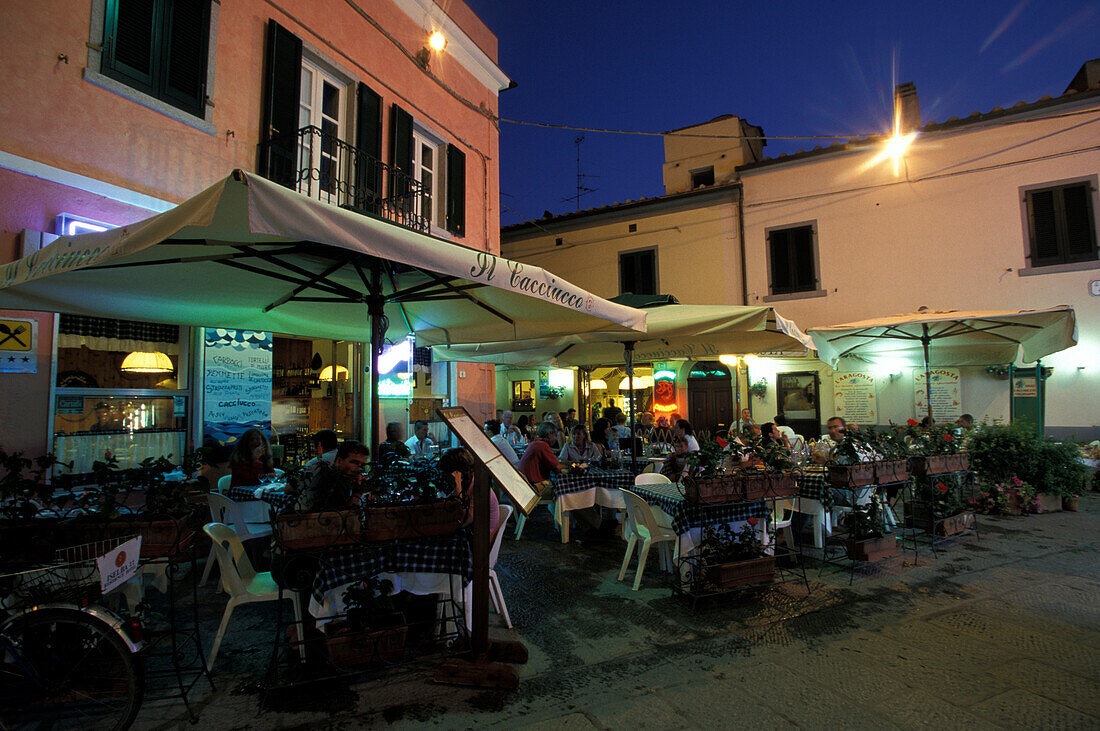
[914,368,961,422]
[834,371,877,425]
[203,329,273,446]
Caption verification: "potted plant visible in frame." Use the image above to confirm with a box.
[682,438,746,504]
[967,422,1087,511]
[841,501,898,562]
[968,475,1037,516]
[696,518,775,589]
[323,575,408,667]
[871,427,911,484]
[828,430,879,487]
[907,478,976,535]
[0,450,65,567]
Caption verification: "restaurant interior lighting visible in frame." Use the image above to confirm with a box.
[718,354,740,368]
[589,379,607,390]
[617,376,654,390]
[428,30,446,52]
[120,351,173,374]
[319,365,349,381]
[549,368,573,389]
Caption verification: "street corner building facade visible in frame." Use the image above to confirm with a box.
[0,0,512,465]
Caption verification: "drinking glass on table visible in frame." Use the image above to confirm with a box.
[259,472,277,487]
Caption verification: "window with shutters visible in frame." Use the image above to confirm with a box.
[99,0,212,119]
[298,59,348,200]
[767,224,818,296]
[1025,181,1098,267]
[413,129,443,228]
[619,248,658,296]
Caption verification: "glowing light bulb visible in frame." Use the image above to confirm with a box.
[428,31,446,52]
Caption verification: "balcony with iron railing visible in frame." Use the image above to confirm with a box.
[260,126,430,233]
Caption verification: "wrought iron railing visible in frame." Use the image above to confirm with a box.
[260,125,430,233]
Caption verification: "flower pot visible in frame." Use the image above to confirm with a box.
[739,473,771,501]
[359,499,466,542]
[323,614,407,668]
[909,455,951,476]
[767,473,799,498]
[703,556,776,588]
[873,460,910,484]
[944,453,970,472]
[1036,493,1062,513]
[843,535,898,562]
[939,510,976,536]
[276,510,362,550]
[828,463,875,487]
[1004,489,1023,516]
[1063,495,1079,512]
[684,475,744,504]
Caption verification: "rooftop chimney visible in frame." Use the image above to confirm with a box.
[1064,58,1100,94]
[894,82,920,134]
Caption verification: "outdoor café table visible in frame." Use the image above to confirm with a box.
[306,529,474,622]
[630,481,768,557]
[551,468,635,544]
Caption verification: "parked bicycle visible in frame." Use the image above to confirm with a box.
[0,536,145,730]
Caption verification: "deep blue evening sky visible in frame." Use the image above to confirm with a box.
[463,0,1099,226]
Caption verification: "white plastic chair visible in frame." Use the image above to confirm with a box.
[217,474,232,491]
[770,497,796,549]
[635,473,671,486]
[203,523,303,668]
[200,492,273,585]
[618,489,678,591]
[467,505,515,630]
[794,497,831,549]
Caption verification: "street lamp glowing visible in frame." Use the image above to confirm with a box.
[885,132,915,174]
[428,31,446,52]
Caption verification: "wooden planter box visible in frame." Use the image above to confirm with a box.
[276,500,467,549]
[767,473,799,498]
[324,614,407,668]
[844,535,899,562]
[359,499,466,542]
[703,556,776,589]
[940,510,976,535]
[1063,495,1079,512]
[684,475,743,504]
[61,513,196,558]
[905,503,975,535]
[874,460,910,485]
[910,455,951,476]
[943,453,971,472]
[828,463,875,487]
[1036,493,1062,513]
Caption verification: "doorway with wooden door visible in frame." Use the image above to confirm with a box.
[687,361,733,439]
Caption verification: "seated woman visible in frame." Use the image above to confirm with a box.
[438,446,500,538]
[229,428,275,487]
[660,435,691,481]
[589,418,613,457]
[650,415,675,445]
[759,422,792,451]
[559,424,601,464]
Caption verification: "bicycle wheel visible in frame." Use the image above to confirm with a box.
[0,607,144,730]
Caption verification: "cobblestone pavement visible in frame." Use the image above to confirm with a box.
[135,494,1100,729]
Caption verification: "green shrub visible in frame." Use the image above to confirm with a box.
[968,420,1086,497]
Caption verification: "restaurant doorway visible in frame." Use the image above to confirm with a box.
[687,361,733,439]
[776,370,820,441]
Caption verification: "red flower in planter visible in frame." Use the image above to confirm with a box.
[907,419,919,426]
[944,434,955,442]
[716,437,728,448]
[935,482,949,493]
[747,517,759,526]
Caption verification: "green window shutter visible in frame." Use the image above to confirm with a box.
[791,226,816,291]
[1029,189,1060,264]
[769,229,793,294]
[389,104,413,204]
[354,83,383,211]
[161,0,210,117]
[446,144,466,236]
[260,19,302,187]
[1062,184,1097,262]
[103,0,158,96]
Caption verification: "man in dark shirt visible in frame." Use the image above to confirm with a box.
[294,441,369,511]
[517,422,563,492]
[375,421,411,461]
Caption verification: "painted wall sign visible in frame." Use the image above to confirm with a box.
[834,371,877,425]
[203,329,273,446]
[914,368,961,421]
[0,317,37,373]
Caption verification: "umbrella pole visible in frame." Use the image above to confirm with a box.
[625,341,637,472]
[734,358,742,438]
[368,262,384,455]
[922,324,934,424]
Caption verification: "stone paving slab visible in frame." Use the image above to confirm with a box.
[968,688,1097,730]
[985,658,1100,718]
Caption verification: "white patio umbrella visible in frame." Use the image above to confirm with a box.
[434,300,815,461]
[0,170,646,448]
[807,306,1077,422]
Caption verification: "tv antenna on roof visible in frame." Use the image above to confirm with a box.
[561,135,598,211]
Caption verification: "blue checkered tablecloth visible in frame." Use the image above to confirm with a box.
[630,482,768,535]
[223,485,299,513]
[552,468,636,498]
[311,529,473,600]
[796,472,831,504]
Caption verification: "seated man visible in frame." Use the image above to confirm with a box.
[404,419,435,458]
[812,416,847,465]
[484,419,520,466]
[773,414,797,450]
[517,422,563,495]
[303,429,339,473]
[376,421,411,461]
[500,410,528,452]
[956,413,975,430]
[293,441,369,512]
